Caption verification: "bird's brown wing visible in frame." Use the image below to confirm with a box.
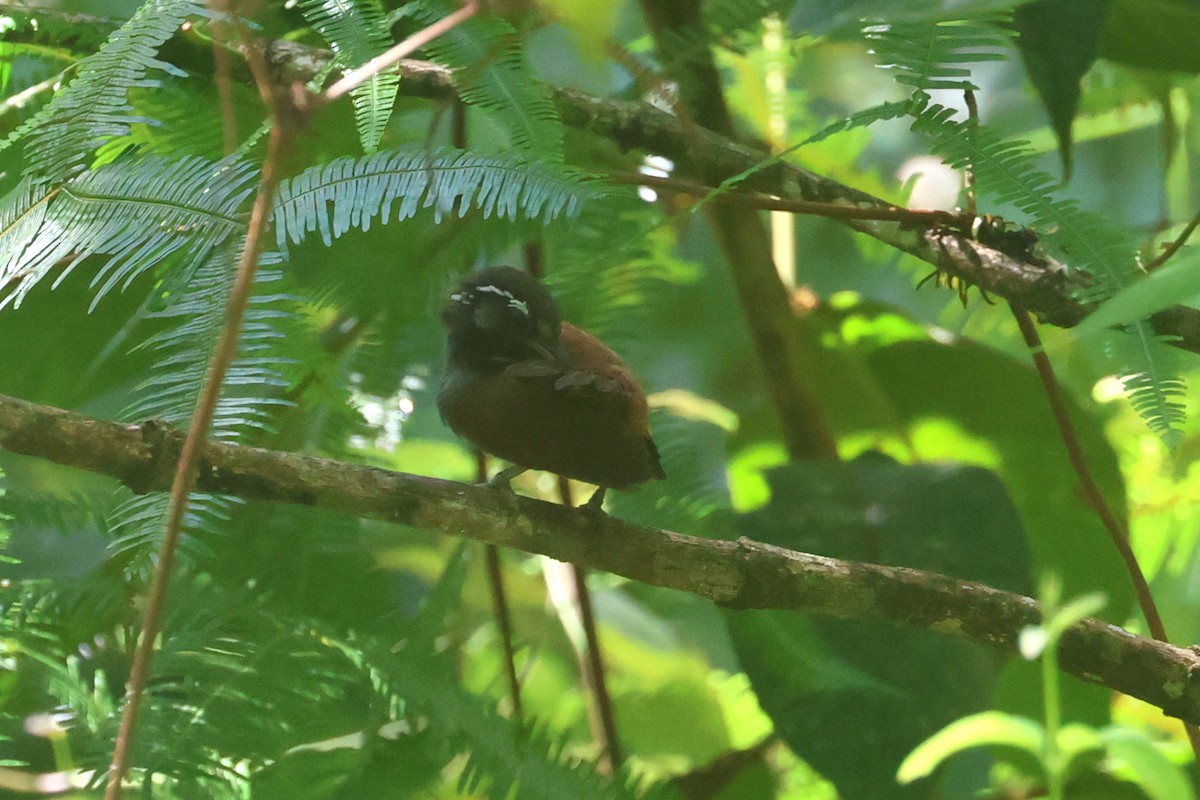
[504,323,662,484]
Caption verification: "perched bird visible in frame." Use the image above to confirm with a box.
[437,266,664,509]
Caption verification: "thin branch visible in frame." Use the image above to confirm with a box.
[1009,306,1166,641]
[483,542,524,720]
[557,477,623,774]
[607,170,967,226]
[570,562,622,772]
[1145,205,1200,271]
[1009,304,1200,770]
[314,1,476,108]
[2,393,1200,724]
[476,451,524,722]
[103,34,294,800]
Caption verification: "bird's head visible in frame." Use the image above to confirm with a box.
[441,266,561,372]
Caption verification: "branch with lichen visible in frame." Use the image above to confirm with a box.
[1,391,1199,726]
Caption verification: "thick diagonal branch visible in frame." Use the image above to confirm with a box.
[2,392,1200,725]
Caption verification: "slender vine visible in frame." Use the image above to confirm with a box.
[102,6,481,796]
[1009,304,1200,772]
[104,32,293,800]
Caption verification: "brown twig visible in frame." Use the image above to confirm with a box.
[104,30,294,800]
[314,0,477,108]
[482,543,524,719]
[1009,305,1200,769]
[607,170,967,227]
[963,89,978,217]
[1009,306,1165,639]
[477,452,524,722]
[557,477,623,774]
[1145,205,1200,272]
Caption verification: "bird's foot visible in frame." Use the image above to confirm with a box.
[581,486,607,516]
[485,464,527,493]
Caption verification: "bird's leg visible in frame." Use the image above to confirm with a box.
[582,486,607,514]
[487,464,527,492]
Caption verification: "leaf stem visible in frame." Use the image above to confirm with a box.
[1145,205,1200,271]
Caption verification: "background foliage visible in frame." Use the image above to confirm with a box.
[1,0,1199,798]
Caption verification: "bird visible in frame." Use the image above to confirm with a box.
[436,266,664,510]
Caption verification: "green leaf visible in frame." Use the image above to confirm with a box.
[1057,723,1105,773]
[1100,727,1196,800]
[865,16,1011,93]
[0,155,257,310]
[409,0,563,157]
[1,0,202,180]
[1101,0,1200,73]
[897,711,1045,784]
[1073,247,1200,335]
[792,0,1028,34]
[858,337,1132,725]
[1014,0,1113,178]
[731,454,1033,798]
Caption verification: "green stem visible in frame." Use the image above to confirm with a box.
[1043,635,1064,800]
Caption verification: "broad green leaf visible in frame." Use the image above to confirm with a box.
[731,455,1033,798]
[1014,0,1113,177]
[1101,727,1195,800]
[857,338,1131,727]
[1072,247,1200,336]
[1101,0,1200,73]
[897,711,1044,783]
[1058,723,1106,776]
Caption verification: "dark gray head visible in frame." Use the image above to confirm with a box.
[441,266,562,372]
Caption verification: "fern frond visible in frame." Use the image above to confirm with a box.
[865,16,1011,93]
[107,493,239,575]
[1,0,204,181]
[110,245,294,572]
[546,193,686,348]
[334,551,643,800]
[408,1,563,157]
[273,146,598,249]
[0,154,257,310]
[0,488,113,543]
[94,78,253,163]
[123,249,293,441]
[1119,330,1187,448]
[299,0,399,153]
